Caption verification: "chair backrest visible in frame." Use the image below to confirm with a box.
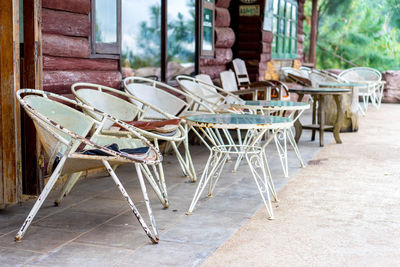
[219,71,239,92]
[124,77,188,119]
[232,58,251,86]
[195,74,213,85]
[281,67,305,80]
[21,92,95,159]
[338,67,381,83]
[72,83,140,129]
[176,75,240,109]
[17,89,162,166]
[265,80,290,100]
[309,71,339,87]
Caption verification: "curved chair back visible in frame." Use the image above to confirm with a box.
[24,94,94,157]
[124,77,189,119]
[17,89,161,165]
[338,67,381,83]
[309,71,339,87]
[220,70,239,92]
[72,83,140,129]
[176,75,241,110]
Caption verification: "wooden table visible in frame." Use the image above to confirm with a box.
[289,87,351,147]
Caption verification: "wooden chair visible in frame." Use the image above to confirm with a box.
[15,89,162,243]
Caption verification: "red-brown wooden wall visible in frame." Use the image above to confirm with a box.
[41,0,121,96]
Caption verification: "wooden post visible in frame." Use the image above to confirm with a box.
[308,0,318,65]
[0,0,22,207]
[22,0,43,194]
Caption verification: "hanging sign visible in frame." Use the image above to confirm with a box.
[239,5,260,16]
[240,0,258,3]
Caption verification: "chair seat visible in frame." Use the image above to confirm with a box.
[113,119,181,133]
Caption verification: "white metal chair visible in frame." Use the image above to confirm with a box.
[71,83,196,204]
[15,89,162,243]
[338,67,384,110]
[123,77,201,180]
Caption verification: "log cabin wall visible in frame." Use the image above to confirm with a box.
[41,0,121,96]
[199,0,235,81]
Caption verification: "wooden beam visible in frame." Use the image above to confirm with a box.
[43,70,122,95]
[0,0,22,206]
[309,0,318,65]
[42,33,90,58]
[42,8,90,37]
[43,56,118,71]
[42,0,90,14]
[22,0,43,195]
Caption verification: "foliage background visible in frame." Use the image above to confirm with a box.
[303,0,400,71]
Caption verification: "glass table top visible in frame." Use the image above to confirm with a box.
[238,100,310,107]
[319,82,368,87]
[186,114,291,126]
[289,87,351,93]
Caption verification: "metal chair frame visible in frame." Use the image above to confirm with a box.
[16,89,162,243]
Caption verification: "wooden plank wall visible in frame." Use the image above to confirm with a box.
[41,0,121,95]
[0,0,22,207]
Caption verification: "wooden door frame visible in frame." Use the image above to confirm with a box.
[0,0,22,208]
[21,0,43,195]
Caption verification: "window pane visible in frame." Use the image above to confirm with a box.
[291,22,297,37]
[292,4,297,20]
[95,0,117,43]
[285,38,290,54]
[273,17,278,33]
[279,18,285,34]
[286,2,291,18]
[279,0,285,15]
[202,8,213,51]
[273,0,279,15]
[168,0,195,79]
[286,20,290,37]
[291,38,296,54]
[122,0,161,75]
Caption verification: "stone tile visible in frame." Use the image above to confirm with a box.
[69,198,130,216]
[33,210,113,233]
[29,243,133,267]
[197,193,264,215]
[74,224,148,250]
[0,247,42,267]
[160,220,237,246]
[0,226,79,253]
[180,209,251,229]
[117,241,215,267]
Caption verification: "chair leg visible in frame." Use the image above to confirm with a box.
[287,128,305,168]
[140,164,168,208]
[15,154,68,241]
[274,131,289,178]
[102,160,159,244]
[54,171,82,206]
[170,141,196,182]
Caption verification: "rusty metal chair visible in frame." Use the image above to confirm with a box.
[15,89,162,243]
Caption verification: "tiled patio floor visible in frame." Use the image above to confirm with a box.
[0,110,333,267]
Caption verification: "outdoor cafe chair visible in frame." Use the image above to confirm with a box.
[338,67,385,110]
[15,89,162,243]
[71,83,196,206]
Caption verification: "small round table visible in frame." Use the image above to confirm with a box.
[185,113,293,219]
[230,100,310,178]
[289,87,351,147]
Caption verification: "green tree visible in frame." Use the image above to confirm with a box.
[303,0,400,71]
